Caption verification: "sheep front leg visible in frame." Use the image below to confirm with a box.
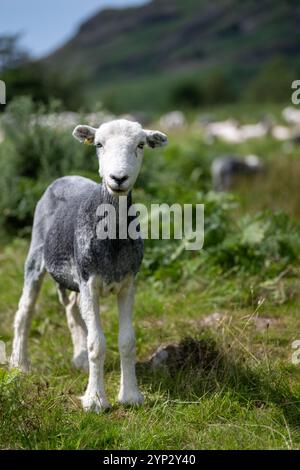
[79,278,111,412]
[117,279,144,405]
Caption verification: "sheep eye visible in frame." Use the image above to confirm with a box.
[96,142,103,148]
[137,142,145,149]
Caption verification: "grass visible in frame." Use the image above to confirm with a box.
[1,238,300,449]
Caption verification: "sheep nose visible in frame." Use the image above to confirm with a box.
[110,174,129,185]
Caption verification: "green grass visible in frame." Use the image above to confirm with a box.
[1,238,300,449]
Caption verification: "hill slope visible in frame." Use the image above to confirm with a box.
[44,0,300,111]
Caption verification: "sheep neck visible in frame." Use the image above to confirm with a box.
[100,182,133,237]
[101,181,132,208]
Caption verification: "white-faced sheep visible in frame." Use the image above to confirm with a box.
[10,119,168,412]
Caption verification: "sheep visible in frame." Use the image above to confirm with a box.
[159,111,186,131]
[205,119,270,144]
[271,125,292,141]
[34,111,116,131]
[239,122,269,140]
[282,107,300,126]
[205,119,242,144]
[270,124,300,143]
[211,154,263,191]
[10,119,168,412]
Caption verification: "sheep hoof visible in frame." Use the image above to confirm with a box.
[9,356,30,373]
[80,394,111,413]
[118,389,144,406]
[72,351,89,372]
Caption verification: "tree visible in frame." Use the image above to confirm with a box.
[0,34,29,72]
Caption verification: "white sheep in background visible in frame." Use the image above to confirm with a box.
[10,119,168,413]
[205,119,270,144]
[271,125,292,141]
[282,107,300,126]
[239,122,269,140]
[159,111,186,131]
[34,111,116,130]
[204,119,242,143]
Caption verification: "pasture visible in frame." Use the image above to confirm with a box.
[1,100,300,449]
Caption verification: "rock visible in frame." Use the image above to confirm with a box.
[200,312,228,327]
[251,316,279,331]
[148,337,219,370]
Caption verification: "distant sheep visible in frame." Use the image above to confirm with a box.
[205,119,270,144]
[282,107,300,126]
[159,111,186,131]
[211,154,263,191]
[271,125,292,141]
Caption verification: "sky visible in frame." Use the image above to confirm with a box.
[0,0,149,58]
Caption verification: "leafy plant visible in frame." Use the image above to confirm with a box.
[0,97,97,232]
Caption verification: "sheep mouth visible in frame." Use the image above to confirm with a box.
[107,184,129,195]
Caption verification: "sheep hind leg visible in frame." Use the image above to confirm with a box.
[10,249,45,372]
[58,287,88,372]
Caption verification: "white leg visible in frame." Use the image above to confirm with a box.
[10,266,45,372]
[67,293,88,372]
[58,288,88,372]
[117,279,144,405]
[79,277,110,412]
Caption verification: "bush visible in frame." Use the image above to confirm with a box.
[0,97,97,232]
[202,69,237,105]
[205,208,300,276]
[170,78,203,108]
[142,192,300,283]
[245,57,295,103]
[169,70,238,109]
[1,63,86,111]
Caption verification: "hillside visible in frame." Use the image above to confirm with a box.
[43,0,300,111]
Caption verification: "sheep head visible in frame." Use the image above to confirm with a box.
[73,119,167,196]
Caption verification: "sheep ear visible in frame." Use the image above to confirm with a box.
[73,125,96,145]
[145,130,168,148]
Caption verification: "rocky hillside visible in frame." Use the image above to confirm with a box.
[43,0,300,111]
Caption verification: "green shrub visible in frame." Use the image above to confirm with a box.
[1,62,86,111]
[245,57,295,103]
[170,79,203,108]
[206,209,300,276]
[202,69,237,105]
[0,97,97,232]
[169,70,237,109]
[142,192,300,283]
